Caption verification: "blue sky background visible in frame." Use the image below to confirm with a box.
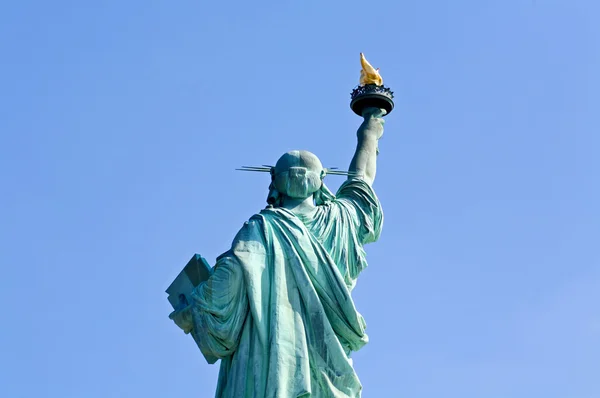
[1,1,599,397]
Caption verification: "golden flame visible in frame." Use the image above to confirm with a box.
[359,53,383,86]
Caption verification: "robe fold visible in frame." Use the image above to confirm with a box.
[189,178,383,398]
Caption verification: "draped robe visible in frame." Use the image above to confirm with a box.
[189,179,383,398]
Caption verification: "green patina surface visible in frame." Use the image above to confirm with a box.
[170,108,386,398]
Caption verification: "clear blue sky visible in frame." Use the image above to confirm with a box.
[1,1,598,397]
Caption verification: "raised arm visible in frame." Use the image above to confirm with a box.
[348,107,386,186]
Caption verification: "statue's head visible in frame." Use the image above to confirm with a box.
[273,150,324,200]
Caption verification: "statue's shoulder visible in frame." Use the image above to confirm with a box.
[257,206,296,220]
[219,215,268,262]
[230,209,289,243]
[237,214,265,236]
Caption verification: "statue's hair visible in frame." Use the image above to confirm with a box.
[263,150,338,207]
[274,167,322,199]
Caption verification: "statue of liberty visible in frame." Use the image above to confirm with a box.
[169,54,393,398]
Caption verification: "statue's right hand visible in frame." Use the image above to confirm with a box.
[362,107,387,119]
[358,107,385,140]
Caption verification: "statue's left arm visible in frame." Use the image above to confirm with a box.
[348,107,386,186]
[169,253,248,364]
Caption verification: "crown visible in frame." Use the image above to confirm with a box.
[236,166,356,177]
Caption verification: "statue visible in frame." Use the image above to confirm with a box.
[168,54,394,397]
